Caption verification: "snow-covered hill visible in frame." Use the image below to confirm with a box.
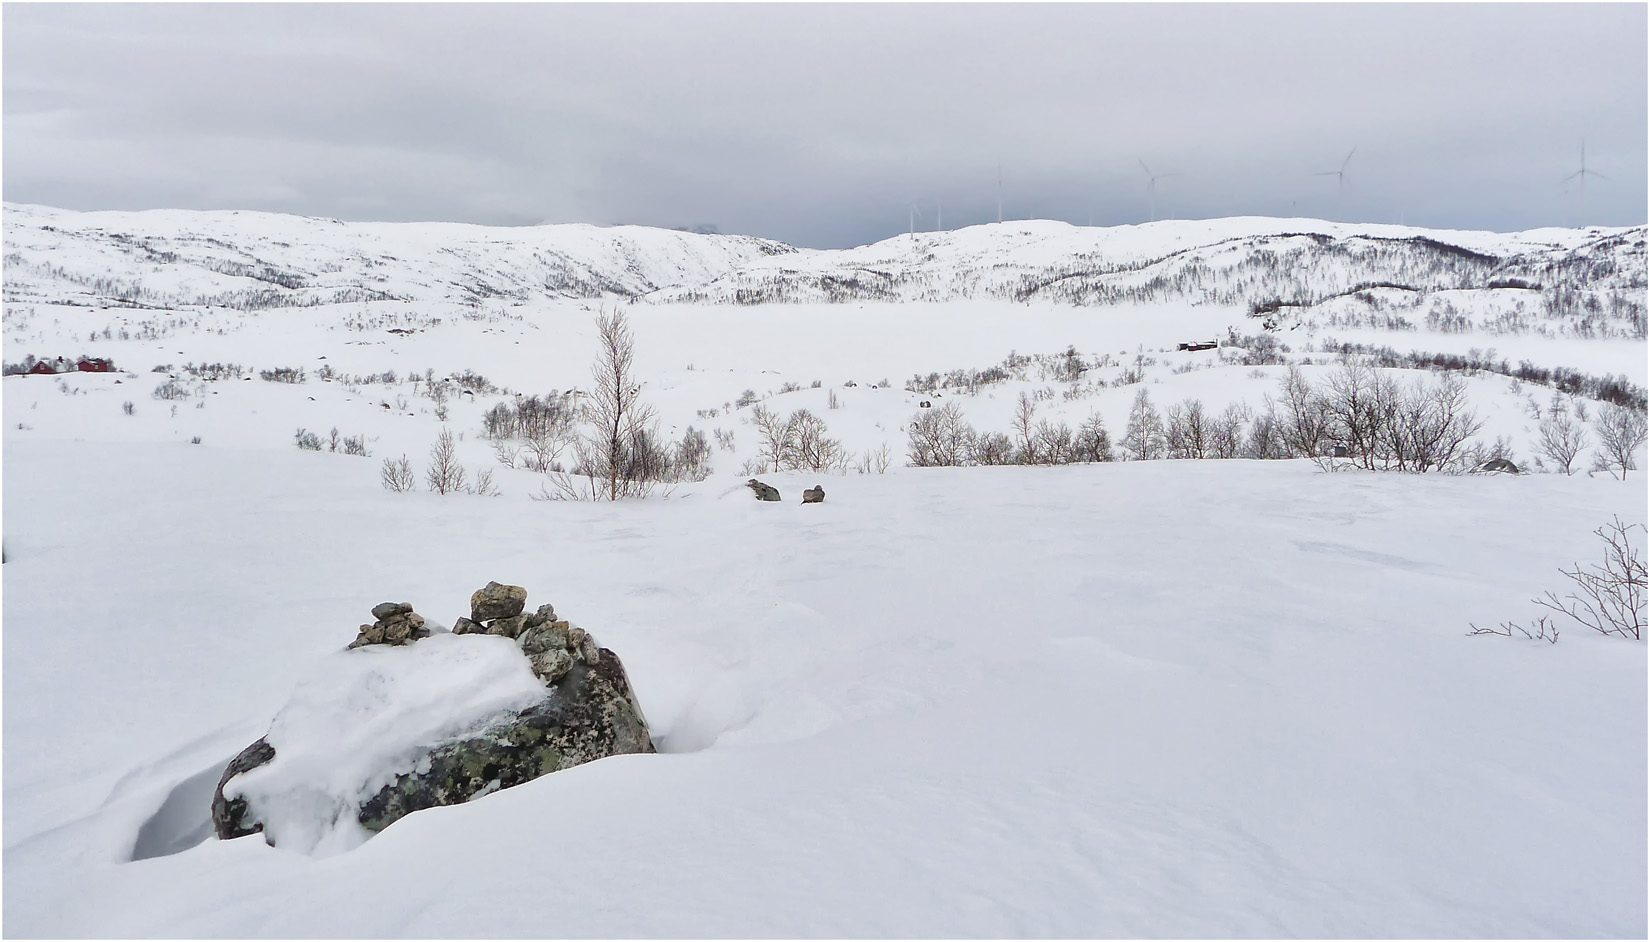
[2,202,797,311]
[6,204,1645,344]
[3,201,1645,937]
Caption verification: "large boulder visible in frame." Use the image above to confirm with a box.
[358,646,652,833]
[746,478,781,501]
[211,738,277,841]
[211,586,653,849]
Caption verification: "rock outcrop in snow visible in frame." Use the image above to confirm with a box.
[211,586,653,851]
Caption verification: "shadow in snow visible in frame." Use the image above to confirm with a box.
[130,760,225,861]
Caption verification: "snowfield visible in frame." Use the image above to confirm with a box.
[3,205,1645,937]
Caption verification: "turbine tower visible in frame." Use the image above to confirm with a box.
[997,163,1003,224]
[909,200,924,240]
[1561,140,1608,226]
[1138,160,1178,222]
[1313,147,1357,198]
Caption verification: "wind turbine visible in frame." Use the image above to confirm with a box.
[909,200,924,240]
[1138,160,1178,222]
[1313,147,1357,198]
[1561,140,1608,226]
[996,163,1004,224]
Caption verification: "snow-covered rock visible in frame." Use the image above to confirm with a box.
[211,591,653,855]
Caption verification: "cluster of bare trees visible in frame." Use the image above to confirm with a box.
[538,310,712,500]
[749,405,850,473]
[484,392,577,473]
[380,429,500,496]
[1118,364,1485,472]
[907,393,1113,467]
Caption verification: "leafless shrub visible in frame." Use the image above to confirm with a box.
[750,404,792,473]
[1121,387,1165,460]
[152,379,192,401]
[1537,413,1589,475]
[970,431,1015,466]
[1074,411,1114,462]
[1592,403,1647,480]
[426,429,467,494]
[1031,419,1076,464]
[1468,615,1560,644]
[1164,399,1211,459]
[907,401,975,467]
[473,467,502,497]
[1209,403,1251,459]
[428,381,450,422]
[582,308,657,500]
[1012,392,1039,463]
[1245,403,1290,459]
[787,409,848,472]
[342,433,370,457]
[1277,365,1330,458]
[1531,517,1646,640]
[492,438,521,468]
[294,428,323,451]
[121,400,135,416]
[674,426,713,482]
[381,454,415,492]
[714,428,736,452]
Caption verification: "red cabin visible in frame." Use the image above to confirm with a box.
[26,360,57,376]
[76,357,114,373]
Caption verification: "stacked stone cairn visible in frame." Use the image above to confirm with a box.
[347,602,431,649]
[450,580,601,683]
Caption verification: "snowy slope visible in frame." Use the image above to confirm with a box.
[3,441,1644,937]
[3,202,1646,938]
[6,204,1644,342]
[2,202,797,310]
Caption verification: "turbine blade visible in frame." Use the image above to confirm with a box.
[1342,147,1357,171]
[1139,160,1152,177]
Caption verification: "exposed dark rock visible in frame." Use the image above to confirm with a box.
[1476,457,1522,474]
[211,738,277,840]
[747,478,781,501]
[802,485,825,503]
[471,581,528,621]
[215,583,653,848]
[358,648,654,834]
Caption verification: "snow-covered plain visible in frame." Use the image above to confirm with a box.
[3,206,1646,937]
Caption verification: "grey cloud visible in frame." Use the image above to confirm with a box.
[4,3,1644,247]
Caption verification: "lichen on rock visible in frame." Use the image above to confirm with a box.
[212,583,653,849]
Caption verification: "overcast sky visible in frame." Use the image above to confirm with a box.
[4,3,1645,248]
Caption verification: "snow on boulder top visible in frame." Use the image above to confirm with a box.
[221,633,548,856]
